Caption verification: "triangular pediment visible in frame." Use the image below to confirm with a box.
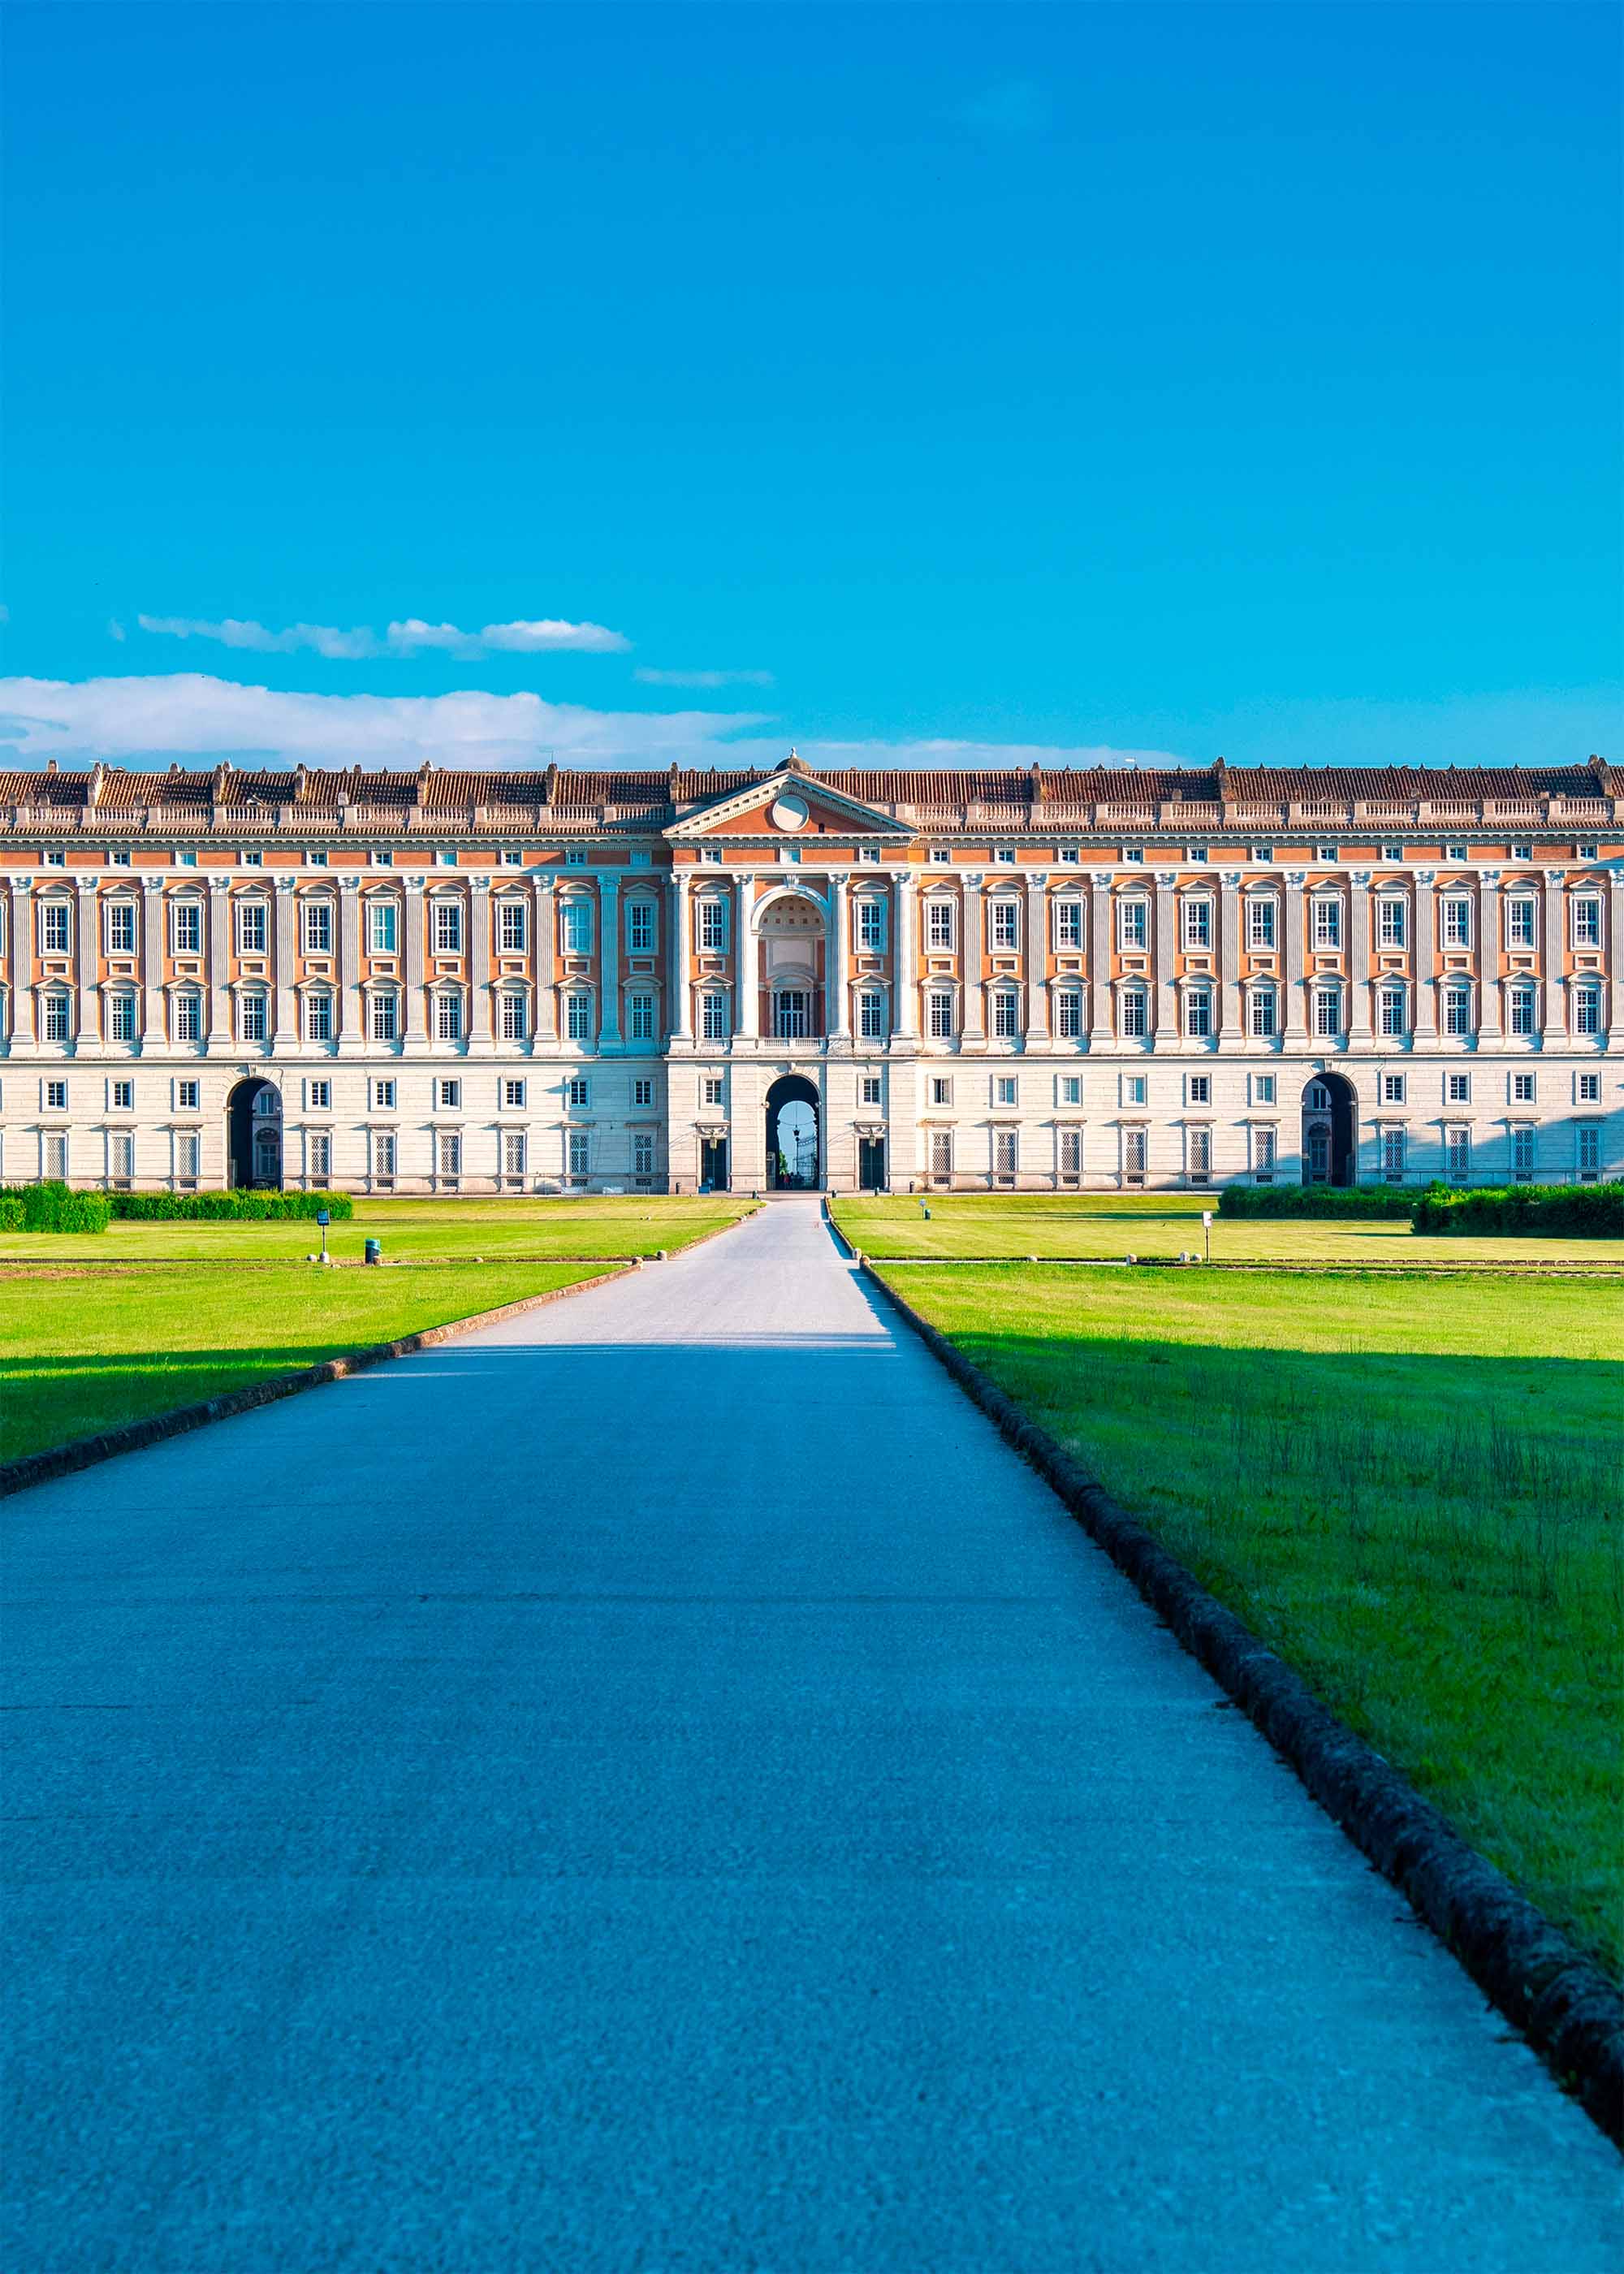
[667,763,914,844]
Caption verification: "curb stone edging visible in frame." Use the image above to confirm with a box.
[856,1253,1624,2148]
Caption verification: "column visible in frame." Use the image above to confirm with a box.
[337,880,364,1056]
[207,880,232,1054]
[1151,872,1177,1050]
[75,880,102,1049]
[828,873,850,1040]
[1413,872,1436,1041]
[1283,874,1309,1046]
[1217,872,1242,1048]
[736,875,758,1040]
[1540,873,1566,1046]
[469,880,494,1053]
[1476,875,1501,1041]
[893,872,918,1039]
[404,880,429,1046]
[1025,876,1050,1044]
[669,871,692,1041]
[1088,875,1113,1048]
[271,880,297,1052]
[140,880,167,1048]
[596,876,620,1051]
[1609,873,1624,1048]
[957,875,982,1044]
[8,881,35,1050]
[533,875,557,1042]
[1348,871,1373,1044]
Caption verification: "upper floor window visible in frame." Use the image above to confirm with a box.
[564,991,592,1040]
[498,898,528,953]
[1572,982,1604,1036]
[988,898,1020,951]
[626,899,657,955]
[1440,896,1472,949]
[1315,845,1338,863]
[106,992,139,1043]
[565,847,589,867]
[170,898,202,955]
[1376,897,1406,948]
[1381,844,1404,862]
[368,897,399,954]
[1378,984,1406,1037]
[1117,898,1149,952]
[857,990,887,1040]
[1054,988,1082,1040]
[305,990,334,1042]
[700,992,730,1040]
[369,989,400,1043]
[926,899,955,949]
[1119,984,1148,1040]
[856,898,886,950]
[991,990,1021,1039]
[1053,898,1083,949]
[1311,897,1341,949]
[1571,895,1602,949]
[927,989,955,1039]
[627,992,655,1042]
[1312,985,1343,1037]
[500,991,529,1042]
[1446,844,1469,864]
[559,898,593,955]
[433,900,464,954]
[237,899,268,954]
[994,848,1017,867]
[239,991,267,1043]
[172,991,201,1043]
[1247,897,1276,950]
[109,848,132,867]
[1184,985,1212,1039]
[1505,897,1536,949]
[1181,897,1212,950]
[1442,982,1475,1038]
[105,900,137,955]
[1578,844,1599,862]
[697,897,728,951]
[435,990,464,1041]
[773,988,810,1040]
[1508,984,1538,1037]
[928,847,952,866]
[39,900,71,954]
[302,899,333,954]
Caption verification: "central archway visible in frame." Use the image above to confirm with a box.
[1301,1071,1357,1187]
[765,1073,820,1191]
[227,1077,283,1190]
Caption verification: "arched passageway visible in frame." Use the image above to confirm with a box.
[227,1078,283,1190]
[765,1073,820,1191]
[1301,1072,1357,1187]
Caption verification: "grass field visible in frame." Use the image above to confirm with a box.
[877,1258,1624,1974]
[0,1260,619,1464]
[834,1192,1624,1269]
[0,1195,755,1266]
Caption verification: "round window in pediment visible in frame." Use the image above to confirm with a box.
[769,791,809,833]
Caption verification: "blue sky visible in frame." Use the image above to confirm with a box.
[2,1,1618,773]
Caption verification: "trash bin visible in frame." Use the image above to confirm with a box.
[364,1238,382,1266]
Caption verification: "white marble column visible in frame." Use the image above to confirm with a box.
[1088,876,1112,1048]
[404,880,429,1046]
[1025,876,1050,1044]
[533,875,557,1042]
[1412,872,1436,1042]
[670,872,692,1040]
[270,881,298,1052]
[893,873,918,1039]
[1476,875,1501,1041]
[828,873,850,1040]
[337,880,364,1056]
[469,880,494,1053]
[1283,874,1309,1046]
[141,880,167,1048]
[596,876,620,1051]
[736,875,758,1040]
[1540,874,1566,1046]
[958,876,982,1044]
[8,880,35,1050]
[207,880,233,1054]
[75,880,102,1049]
[1348,871,1373,1044]
[1217,872,1242,1048]
[1152,872,1178,1049]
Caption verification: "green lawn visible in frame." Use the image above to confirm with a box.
[0,1261,618,1464]
[0,1195,756,1267]
[835,1192,1624,1269]
[879,1259,1624,1974]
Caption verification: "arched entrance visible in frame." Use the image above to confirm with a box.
[756,889,827,1040]
[765,1074,820,1191]
[227,1077,283,1190]
[1301,1072,1356,1187]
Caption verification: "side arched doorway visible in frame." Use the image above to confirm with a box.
[765,1074,820,1191]
[227,1077,283,1190]
[1301,1072,1356,1187]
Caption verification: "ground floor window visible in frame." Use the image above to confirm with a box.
[1252,1126,1276,1182]
[503,1131,526,1178]
[1579,1125,1601,1178]
[374,1131,397,1178]
[309,1131,331,1181]
[930,1131,952,1176]
[1382,1127,1405,1180]
[568,1131,590,1179]
[1123,1127,1147,1180]
[176,1131,200,1181]
[110,1131,135,1180]
[634,1133,655,1178]
[1446,1127,1470,1182]
[994,1130,1017,1177]
[45,1132,67,1178]
[1187,1126,1211,1182]
[1059,1127,1082,1178]
[438,1131,461,1178]
[1513,1125,1535,1179]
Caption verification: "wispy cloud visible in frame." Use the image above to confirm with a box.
[951,78,1053,138]
[634,667,775,690]
[135,612,632,660]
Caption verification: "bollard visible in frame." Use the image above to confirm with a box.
[365,1238,382,1267]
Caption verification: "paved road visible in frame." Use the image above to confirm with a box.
[5,1200,1618,2269]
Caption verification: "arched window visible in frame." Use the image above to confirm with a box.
[1442,982,1475,1038]
[1378,984,1407,1037]
[1119,984,1148,1040]
[1572,981,1604,1037]
[1507,984,1538,1037]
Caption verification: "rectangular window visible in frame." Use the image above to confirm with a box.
[106,901,136,953]
[502,1079,526,1108]
[1056,847,1080,866]
[503,1131,527,1178]
[701,993,730,1040]
[1446,1127,1471,1182]
[1187,1127,1211,1182]
[373,1078,396,1109]
[1253,1126,1276,1178]
[1446,844,1469,864]
[1376,898,1406,948]
[1316,845,1338,864]
[994,848,1016,867]
[564,1076,588,1109]
[108,1131,135,1181]
[567,1131,590,1179]
[857,900,886,950]
[309,1131,331,1180]
[42,1131,68,1178]
[1578,1073,1601,1104]
[856,846,880,866]
[926,901,954,949]
[41,902,71,953]
[1578,1126,1601,1177]
[108,1077,134,1111]
[1252,1074,1275,1105]
[1247,898,1276,950]
[499,849,523,869]
[929,847,952,866]
[994,1130,1017,1177]
[368,899,398,954]
[698,899,727,950]
[928,992,954,1039]
[628,993,655,1042]
[110,848,132,867]
[1382,1127,1405,1180]
[1118,899,1148,950]
[434,901,464,954]
[561,900,594,954]
[1509,987,1537,1037]
[857,992,886,1040]
[930,1131,952,1176]
[698,848,721,866]
[238,901,267,954]
[175,992,204,1042]
[305,993,333,1041]
[860,1075,882,1105]
[1123,1128,1147,1180]
[374,1131,397,1178]
[1053,899,1083,949]
[991,992,1021,1039]
[633,1133,655,1178]
[1314,988,1341,1037]
[1511,1072,1535,1104]
[1188,1074,1210,1105]
[1446,1072,1471,1104]
[302,901,332,954]
[1505,899,1536,949]
[1181,898,1212,949]
[1060,1075,1082,1105]
[499,901,528,952]
[634,1078,654,1107]
[1382,1074,1406,1104]
[306,851,328,870]
[990,900,1019,950]
[108,993,138,1042]
[994,1075,1017,1106]
[566,847,589,867]
[501,993,529,1041]
[627,901,655,954]
[1440,897,1472,949]
[177,1079,201,1109]
[1444,987,1474,1037]
[1513,1126,1535,1179]
[1120,990,1147,1040]
[930,1076,952,1107]
[566,992,591,1040]
[308,1078,331,1109]
[1059,1127,1082,1177]
[370,992,398,1043]
[774,991,809,1040]
[435,993,464,1041]
[176,1131,200,1180]
[1185,989,1212,1039]
[1123,1074,1147,1106]
[1311,898,1341,949]
[702,1076,724,1106]
[1249,988,1276,1039]
[438,1132,462,1178]
[240,994,266,1042]
[171,901,202,954]
[1055,989,1082,1039]
[44,1078,69,1111]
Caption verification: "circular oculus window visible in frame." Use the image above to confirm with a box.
[768,791,810,833]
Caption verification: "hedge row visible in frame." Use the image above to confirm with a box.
[107,1191,356,1222]
[1411,1183,1624,1238]
[1216,1185,1420,1221]
[0,1182,112,1234]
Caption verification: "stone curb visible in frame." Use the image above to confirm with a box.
[0,1267,630,1502]
[855,1252,1624,2147]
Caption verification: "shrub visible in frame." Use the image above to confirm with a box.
[0,1196,24,1232]
[1217,1185,1418,1221]
[0,1181,112,1234]
[1411,1184,1624,1239]
[107,1191,356,1223]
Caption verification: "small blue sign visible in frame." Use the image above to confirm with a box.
[316,1210,331,1227]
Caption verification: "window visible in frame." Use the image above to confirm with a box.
[368,899,399,954]
[1578,1072,1601,1104]
[698,898,727,951]
[106,901,136,954]
[566,993,591,1040]
[994,1130,1017,1177]
[1378,984,1406,1038]
[701,993,730,1041]
[438,1132,462,1179]
[44,1078,68,1111]
[1185,988,1212,1040]
[1578,1125,1601,1178]
[1053,898,1082,949]
[633,1134,655,1178]
[1382,1128,1406,1181]
[628,993,655,1042]
[108,1131,135,1182]
[1059,1128,1082,1178]
[627,900,656,954]
[1054,988,1082,1040]
[927,991,955,1039]
[302,901,332,954]
[1120,987,1148,1040]
[373,1079,396,1109]
[1187,1128,1211,1182]
[106,1077,134,1112]
[1505,898,1536,949]
[1571,896,1602,949]
[503,1131,527,1178]
[1118,899,1148,950]
[929,847,952,866]
[1188,845,1209,864]
[1442,984,1474,1038]
[1579,843,1599,862]
[1446,844,1469,864]
[1315,845,1338,864]
[774,990,810,1040]
[565,1076,590,1109]
[1123,1128,1147,1181]
[305,992,333,1042]
[170,900,201,954]
[1253,1126,1276,1180]
[1511,1072,1535,1104]
[1311,897,1341,949]
[860,1074,883,1105]
[43,1131,69,1178]
[435,992,464,1041]
[370,991,399,1043]
[499,849,524,869]
[374,1131,397,1178]
[501,992,529,1041]
[698,848,721,867]
[926,900,955,949]
[1313,986,1342,1038]
[1446,1128,1471,1182]
[930,1076,952,1106]
[434,901,464,954]
[437,850,456,869]
[305,850,328,870]
[1381,1074,1406,1104]
[702,1076,724,1106]
[499,900,527,953]
[1376,898,1406,949]
[238,900,267,953]
[1188,1074,1211,1105]
[107,992,139,1042]
[41,901,71,953]
[1123,1074,1147,1106]
[1440,897,1472,949]
[994,848,1016,867]
[1510,843,1532,862]
[856,846,880,866]
[991,991,1021,1040]
[994,1074,1017,1106]
[1513,1126,1535,1180]
[240,992,266,1043]
[1446,1072,1471,1104]
[1248,985,1276,1039]
[110,849,132,867]
[177,1079,201,1110]
[308,1132,332,1182]
[567,1131,590,1179]
[857,991,886,1040]
[1252,1074,1275,1105]
[501,1079,526,1109]
[438,1079,462,1109]
[1251,845,1275,863]
[1247,898,1276,950]
[857,899,886,950]
[1508,984,1537,1037]
[1123,846,1145,865]
[566,847,589,868]
[634,1078,654,1108]
[1181,898,1212,949]
[1056,846,1080,867]
[989,899,1019,950]
[1572,983,1603,1037]
[930,1131,953,1176]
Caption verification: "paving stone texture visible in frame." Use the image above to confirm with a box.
[5,1199,1619,2268]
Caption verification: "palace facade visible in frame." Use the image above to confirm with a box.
[2,755,1619,1195]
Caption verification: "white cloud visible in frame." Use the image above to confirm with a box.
[634,667,776,690]
[134,612,631,661]
[777,736,1188,770]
